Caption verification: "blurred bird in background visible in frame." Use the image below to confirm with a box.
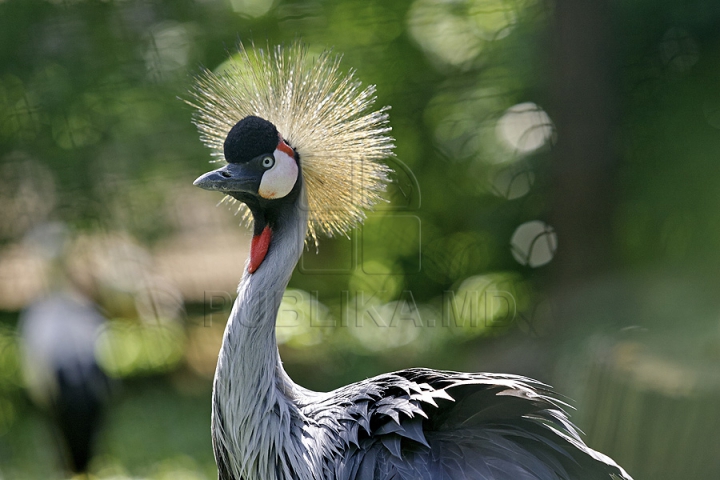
[18,222,111,475]
[190,43,633,480]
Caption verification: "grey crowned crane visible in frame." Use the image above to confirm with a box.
[19,289,109,474]
[189,44,632,480]
[19,224,110,474]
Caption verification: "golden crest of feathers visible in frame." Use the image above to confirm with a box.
[189,43,395,245]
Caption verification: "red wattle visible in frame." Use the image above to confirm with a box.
[277,139,294,157]
[249,226,272,273]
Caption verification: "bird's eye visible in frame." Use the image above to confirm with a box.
[262,156,275,169]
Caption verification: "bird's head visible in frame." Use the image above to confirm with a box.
[189,43,394,273]
[193,115,303,274]
[193,116,301,210]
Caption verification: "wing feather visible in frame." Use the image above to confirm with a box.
[302,368,632,480]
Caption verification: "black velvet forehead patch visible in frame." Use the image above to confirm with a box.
[223,116,279,164]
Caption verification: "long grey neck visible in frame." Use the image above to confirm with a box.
[211,189,310,480]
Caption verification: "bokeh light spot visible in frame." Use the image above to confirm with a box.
[510,220,557,267]
[0,75,41,142]
[144,22,193,81]
[408,1,479,67]
[490,163,535,199]
[229,0,275,18]
[496,102,554,154]
[446,272,524,336]
[276,289,329,347]
[348,300,422,351]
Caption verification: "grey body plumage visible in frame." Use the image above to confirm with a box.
[192,44,633,480]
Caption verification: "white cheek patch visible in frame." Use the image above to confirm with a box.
[258,149,299,199]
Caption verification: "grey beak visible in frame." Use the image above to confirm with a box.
[193,163,258,193]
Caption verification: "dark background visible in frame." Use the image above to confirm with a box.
[1,0,720,478]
